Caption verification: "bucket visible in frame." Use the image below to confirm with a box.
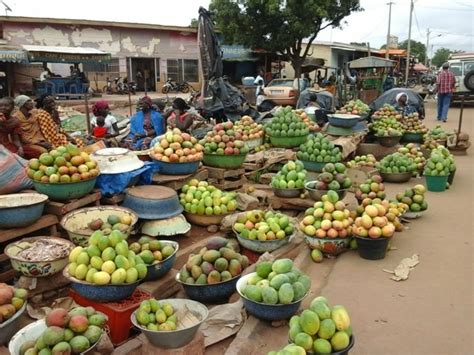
[448,170,456,185]
[354,235,390,260]
[425,175,449,192]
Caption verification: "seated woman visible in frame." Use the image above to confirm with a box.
[165,98,196,133]
[122,96,164,151]
[394,92,419,118]
[0,97,24,156]
[12,96,49,159]
[91,100,120,146]
[34,95,84,148]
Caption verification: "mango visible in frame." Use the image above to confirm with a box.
[289,315,300,328]
[34,335,47,351]
[88,313,107,328]
[278,283,294,304]
[299,309,320,335]
[289,322,303,342]
[261,286,278,304]
[19,341,35,355]
[191,265,203,279]
[207,270,221,284]
[313,338,332,354]
[331,331,350,351]
[205,236,229,250]
[51,341,71,355]
[86,245,101,258]
[111,268,127,284]
[38,349,51,355]
[331,305,351,330]
[69,336,90,354]
[126,268,139,283]
[292,282,306,302]
[243,285,262,302]
[155,309,167,324]
[284,271,298,284]
[297,275,311,292]
[200,261,215,275]
[220,247,237,261]
[136,309,151,326]
[195,274,207,285]
[214,257,229,272]
[64,328,74,342]
[247,274,263,285]
[85,268,98,283]
[220,270,232,281]
[179,268,190,282]
[101,247,116,262]
[294,332,313,351]
[311,300,331,320]
[115,255,130,270]
[43,326,65,346]
[186,255,202,271]
[255,261,273,278]
[202,250,221,263]
[318,318,336,339]
[228,259,242,277]
[69,246,83,263]
[269,274,289,290]
[271,258,293,274]
[74,264,88,280]
[115,241,129,257]
[93,271,110,285]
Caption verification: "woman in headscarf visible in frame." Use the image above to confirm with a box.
[394,92,418,117]
[122,96,164,150]
[91,100,120,146]
[34,94,84,148]
[165,97,196,133]
[12,95,49,159]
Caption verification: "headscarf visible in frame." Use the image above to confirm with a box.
[140,96,153,107]
[35,94,54,109]
[172,97,190,112]
[92,100,110,117]
[14,95,31,108]
[395,92,408,105]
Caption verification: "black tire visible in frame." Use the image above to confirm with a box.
[180,85,190,94]
[161,86,170,94]
[464,71,474,91]
[258,100,275,112]
[408,79,417,88]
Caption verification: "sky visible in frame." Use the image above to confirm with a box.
[3,0,473,55]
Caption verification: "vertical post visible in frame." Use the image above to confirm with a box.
[405,0,414,86]
[425,28,430,67]
[456,95,465,147]
[84,92,91,135]
[385,2,394,59]
[128,89,132,116]
[144,71,148,96]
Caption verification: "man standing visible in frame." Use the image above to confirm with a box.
[436,62,456,122]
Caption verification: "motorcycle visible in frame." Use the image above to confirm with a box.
[161,79,194,94]
[103,77,136,95]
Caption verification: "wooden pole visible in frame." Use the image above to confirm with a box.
[84,92,91,135]
[456,95,465,148]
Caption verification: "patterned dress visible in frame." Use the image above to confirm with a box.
[35,109,84,148]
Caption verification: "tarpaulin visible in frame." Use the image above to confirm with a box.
[95,163,154,196]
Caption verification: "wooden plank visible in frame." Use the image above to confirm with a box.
[267,195,314,211]
[45,191,102,216]
[152,168,208,190]
[210,177,246,191]
[101,193,125,205]
[242,162,261,171]
[0,269,19,283]
[206,166,245,179]
[0,214,59,243]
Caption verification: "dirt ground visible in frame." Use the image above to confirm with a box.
[206,100,474,355]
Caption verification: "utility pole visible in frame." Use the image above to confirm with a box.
[385,2,394,59]
[405,0,414,86]
[425,28,430,67]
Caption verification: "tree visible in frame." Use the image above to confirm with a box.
[398,40,426,64]
[209,0,362,78]
[431,48,452,68]
[189,18,199,27]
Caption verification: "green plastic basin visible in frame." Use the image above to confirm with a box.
[32,177,97,201]
[203,153,247,169]
[269,135,308,148]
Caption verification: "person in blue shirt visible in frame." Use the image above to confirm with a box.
[122,96,164,150]
[394,92,417,117]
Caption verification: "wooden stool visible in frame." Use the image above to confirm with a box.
[206,166,246,190]
[45,190,101,217]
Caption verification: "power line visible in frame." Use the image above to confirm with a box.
[417,5,474,11]
[412,7,424,38]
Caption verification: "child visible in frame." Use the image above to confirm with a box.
[93,116,107,139]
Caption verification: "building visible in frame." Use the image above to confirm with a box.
[0,16,201,94]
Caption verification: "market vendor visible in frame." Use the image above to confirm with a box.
[122,96,164,151]
[394,92,418,118]
[0,97,24,156]
[165,98,196,133]
[12,95,49,158]
[91,100,120,146]
[35,94,85,148]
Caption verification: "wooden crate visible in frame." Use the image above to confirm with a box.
[0,214,59,283]
[152,167,208,190]
[206,167,246,190]
[101,193,126,206]
[45,190,102,216]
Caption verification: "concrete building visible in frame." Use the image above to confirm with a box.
[0,16,200,94]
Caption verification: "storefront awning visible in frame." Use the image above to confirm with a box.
[23,45,111,63]
[0,47,28,63]
[349,56,396,69]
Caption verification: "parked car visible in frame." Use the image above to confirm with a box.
[258,78,309,111]
[447,55,474,93]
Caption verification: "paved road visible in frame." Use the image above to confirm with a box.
[209,100,474,355]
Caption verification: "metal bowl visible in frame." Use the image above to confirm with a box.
[63,268,140,302]
[0,302,27,346]
[202,153,247,169]
[300,160,326,172]
[60,206,139,246]
[291,335,355,355]
[402,211,424,219]
[140,214,191,237]
[327,114,359,128]
[150,159,201,175]
[380,171,412,183]
[131,298,208,348]
[32,177,97,201]
[183,212,229,227]
[236,272,308,321]
[305,181,347,201]
[175,273,241,303]
[375,135,402,147]
[122,185,183,220]
[5,237,74,277]
[304,236,351,256]
[272,187,304,198]
[142,240,179,282]
[269,135,308,148]
[0,193,48,228]
[234,230,290,253]
[9,318,102,355]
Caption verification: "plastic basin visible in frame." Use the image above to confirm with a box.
[305,181,347,201]
[304,236,351,256]
[131,298,208,348]
[425,175,449,192]
[379,171,412,183]
[272,187,304,198]
[202,153,247,169]
[151,159,201,175]
[142,241,179,282]
[60,206,138,246]
[269,135,308,148]
[236,272,307,321]
[292,335,355,355]
[301,160,327,172]
[32,177,97,201]
[375,135,402,147]
[234,231,290,253]
[183,212,229,227]
[354,235,390,260]
[175,273,241,303]
[327,114,359,128]
[0,193,48,228]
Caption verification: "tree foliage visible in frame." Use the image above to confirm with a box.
[209,0,362,76]
[431,48,453,68]
[189,18,199,28]
[398,40,426,64]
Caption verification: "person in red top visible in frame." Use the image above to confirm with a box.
[92,116,108,139]
[436,62,456,122]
